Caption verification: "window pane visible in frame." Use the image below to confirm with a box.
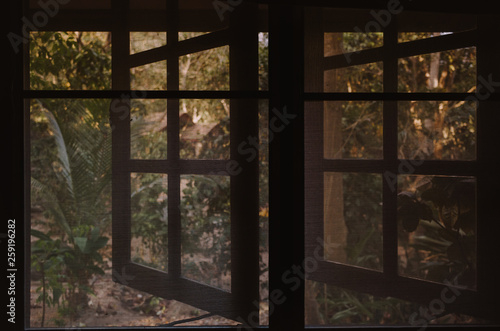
[324,62,384,93]
[179,46,230,90]
[324,101,383,159]
[324,173,383,271]
[130,60,168,90]
[130,32,167,54]
[180,99,230,160]
[259,32,269,91]
[398,47,476,93]
[398,175,476,289]
[258,99,270,325]
[398,100,476,160]
[398,32,449,43]
[325,32,383,56]
[305,279,420,326]
[30,31,111,90]
[130,173,168,271]
[305,278,487,326]
[305,30,384,93]
[181,175,231,292]
[398,30,476,43]
[130,99,168,160]
[178,32,210,41]
[30,99,113,327]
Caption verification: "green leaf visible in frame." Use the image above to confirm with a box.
[88,236,108,252]
[31,229,52,242]
[90,227,100,241]
[74,237,88,253]
[52,287,62,305]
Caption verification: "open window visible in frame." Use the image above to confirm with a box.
[25,0,268,326]
[304,6,500,325]
[110,1,264,321]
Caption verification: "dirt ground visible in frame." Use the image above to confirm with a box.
[30,267,247,328]
[29,212,269,328]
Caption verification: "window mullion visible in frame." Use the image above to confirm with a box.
[111,0,132,273]
[166,0,181,279]
[382,18,399,278]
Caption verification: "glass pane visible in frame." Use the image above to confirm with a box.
[325,32,383,56]
[181,175,231,292]
[258,99,269,325]
[398,101,476,160]
[180,99,230,159]
[179,46,230,90]
[398,32,450,43]
[324,62,383,93]
[179,32,210,41]
[398,175,476,289]
[398,30,477,43]
[305,28,384,93]
[30,99,113,327]
[130,173,168,271]
[30,31,111,90]
[130,99,168,160]
[305,279,421,326]
[324,173,383,271]
[130,60,167,90]
[305,278,487,326]
[259,32,269,91]
[398,47,476,93]
[324,101,383,159]
[130,32,167,54]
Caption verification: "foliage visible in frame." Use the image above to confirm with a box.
[30,27,478,326]
[30,31,112,320]
[130,173,168,270]
[342,173,383,270]
[30,100,111,316]
[316,31,478,324]
[316,284,419,325]
[181,175,231,290]
[31,229,68,327]
[398,176,476,288]
[30,31,111,90]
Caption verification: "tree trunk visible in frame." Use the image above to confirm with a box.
[304,11,349,325]
[428,51,440,90]
[323,32,348,264]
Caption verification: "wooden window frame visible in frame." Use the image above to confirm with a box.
[303,5,500,325]
[12,0,500,329]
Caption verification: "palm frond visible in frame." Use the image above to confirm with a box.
[37,101,75,200]
[31,177,73,240]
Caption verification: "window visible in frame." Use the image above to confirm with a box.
[303,5,500,327]
[110,1,262,322]
[10,0,500,329]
